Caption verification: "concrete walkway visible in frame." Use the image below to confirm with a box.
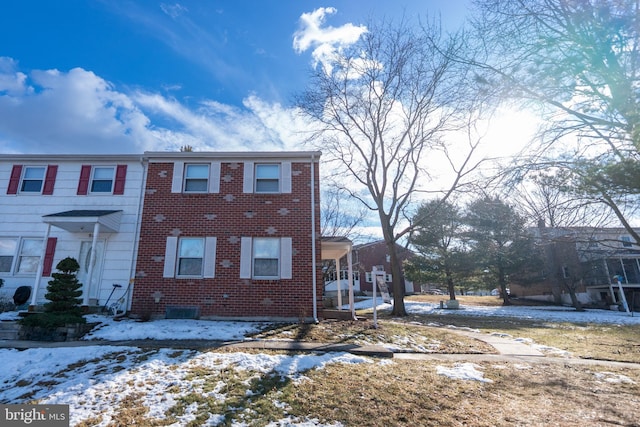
[2,326,640,369]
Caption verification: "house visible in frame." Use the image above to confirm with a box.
[510,226,640,311]
[0,154,145,310]
[325,240,418,296]
[1,151,325,322]
[130,151,323,321]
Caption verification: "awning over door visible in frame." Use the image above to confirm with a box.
[42,210,123,233]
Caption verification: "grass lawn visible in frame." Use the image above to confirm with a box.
[16,295,640,426]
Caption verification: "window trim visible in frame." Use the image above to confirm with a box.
[183,164,210,194]
[239,237,292,280]
[163,236,216,279]
[19,166,46,193]
[0,237,18,274]
[15,238,43,275]
[254,164,281,194]
[252,237,281,279]
[90,166,116,194]
[176,237,205,277]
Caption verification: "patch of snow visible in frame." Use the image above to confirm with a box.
[594,372,635,384]
[436,363,493,383]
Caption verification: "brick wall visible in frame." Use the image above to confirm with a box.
[131,159,322,320]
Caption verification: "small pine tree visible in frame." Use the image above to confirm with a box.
[21,257,85,328]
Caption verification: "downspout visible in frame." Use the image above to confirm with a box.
[120,155,147,318]
[311,153,318,323]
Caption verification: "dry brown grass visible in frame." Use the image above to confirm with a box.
[287,359,640,427]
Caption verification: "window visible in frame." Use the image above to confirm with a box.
[0,238,17,273]
[239,237,292,279]
[253,238,280,278]
[163,236,216,278]
[17,238,42,274]
[20,167,46,192]
[255,164,280,193]
[365,272,372,283]
[184,164,209,193]
[621,236,633,247]
[177,238,204,276]
[91,167,115,193]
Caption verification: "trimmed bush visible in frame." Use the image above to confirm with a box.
[21,257,85,329]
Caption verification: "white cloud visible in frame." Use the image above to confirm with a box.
[160,3,188,19]
[293,7,367,74]
[0,59,315,154]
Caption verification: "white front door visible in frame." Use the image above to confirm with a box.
[78,240,105,301]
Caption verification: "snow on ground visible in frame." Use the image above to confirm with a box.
[346,297,640,325]
[1,298,638,425]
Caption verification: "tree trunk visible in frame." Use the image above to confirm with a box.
[498,266,511,305]
[386,240,407,316]
[563,280,584,311]
[445,267,456,300]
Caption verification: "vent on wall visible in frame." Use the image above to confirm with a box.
[165,306,200,319]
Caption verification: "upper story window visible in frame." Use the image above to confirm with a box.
[242,161,291,194]
[77,165,127,195]
[621,236,633,247]
[91,167,115,193]
[184,164,209,193]
[7,164,58,195]
[255,164,280,193]
[20,167,46,192]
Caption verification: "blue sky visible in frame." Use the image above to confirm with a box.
[0,0,471,154]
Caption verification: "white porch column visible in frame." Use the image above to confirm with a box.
[336,257,343,309]
[347,247,355,320]
[83,222,101,306]
[30,223,52,308]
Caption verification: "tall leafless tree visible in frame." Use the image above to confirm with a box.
[465,0,640,241]
[298,18,483,315]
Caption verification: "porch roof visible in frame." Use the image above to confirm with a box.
[42,209,123,233]
[321,236,352,260]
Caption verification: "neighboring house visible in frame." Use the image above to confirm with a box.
[511,226,640,310]
[0,155,145,310]
[342,240,418,295]
[130,151,323,321]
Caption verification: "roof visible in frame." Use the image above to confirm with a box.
[43,210,123,233]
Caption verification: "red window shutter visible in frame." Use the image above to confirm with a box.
[7,165,22,194]
[42,165,58,195]
[42,237,57,276]
[113,164,127,195]
[77,165,91,195]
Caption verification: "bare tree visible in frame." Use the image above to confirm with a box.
[465,0,640,239]
[320,187,367,239]
[298,18,482,315]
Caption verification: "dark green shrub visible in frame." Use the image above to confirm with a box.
[21,257,85,328]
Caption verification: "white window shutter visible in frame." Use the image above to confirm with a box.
[280,237,292,279]
[209,162,220,193]
[171,162,184,193]
[203,237,217,278]
[281,161,292,193]
[239,237,252,278]
[163,236,178,277]
[243,161,254,193]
